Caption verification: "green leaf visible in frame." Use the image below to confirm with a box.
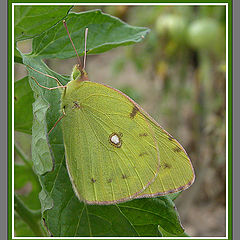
[14,164,41,210]
[14,5,72,42]
[14,214,35,237]
[22,54,69,176]
[158,225,189,237]
[14,164,32,190]
[30,10,150,59]
[40,161,184,236]
[168,192,182,201]
[118,197,184,236]
[14,76,34,134]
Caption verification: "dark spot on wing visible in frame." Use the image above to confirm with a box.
[163,163,172,169]
[122,174,127,179]
[91,178,96,183]
[14,96,17,101]
[139,133,148,137]
[139,152,148,157]
[107,179,112,183]
[173,146,182,152]
[168,136,174,141]
[72,101,81,109]
[130,106,139,119]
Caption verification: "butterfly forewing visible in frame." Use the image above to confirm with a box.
[62,81,160,204]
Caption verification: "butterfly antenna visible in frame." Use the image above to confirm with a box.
[83,28,88,70]
[63,20,83,70]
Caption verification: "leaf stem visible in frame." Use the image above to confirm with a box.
[14,194,43,236]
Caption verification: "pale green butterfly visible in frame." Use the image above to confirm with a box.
[29,20,195,205]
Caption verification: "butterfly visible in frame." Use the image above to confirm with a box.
[28,20,195,205]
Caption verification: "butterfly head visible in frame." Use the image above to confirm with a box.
[71,64,88,82]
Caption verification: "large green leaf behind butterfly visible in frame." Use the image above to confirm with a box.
[61,63,195,204]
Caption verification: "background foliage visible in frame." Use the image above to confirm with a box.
[14,5,226,237]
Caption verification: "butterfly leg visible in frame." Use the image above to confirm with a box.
[26,64,64,86]
[48,112,66,135]
[31,77,67,90]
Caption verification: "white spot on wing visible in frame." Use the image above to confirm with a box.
[110,134,120,144]
[109,133,122,148]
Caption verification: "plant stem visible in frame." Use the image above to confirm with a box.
[14,193,43,236]
[14,143,40,184]
[14,143,32,168]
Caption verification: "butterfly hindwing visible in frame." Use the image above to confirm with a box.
[136,117,195,198]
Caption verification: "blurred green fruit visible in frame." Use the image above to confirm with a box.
[187,18,224,53]
[155,14,187,42]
